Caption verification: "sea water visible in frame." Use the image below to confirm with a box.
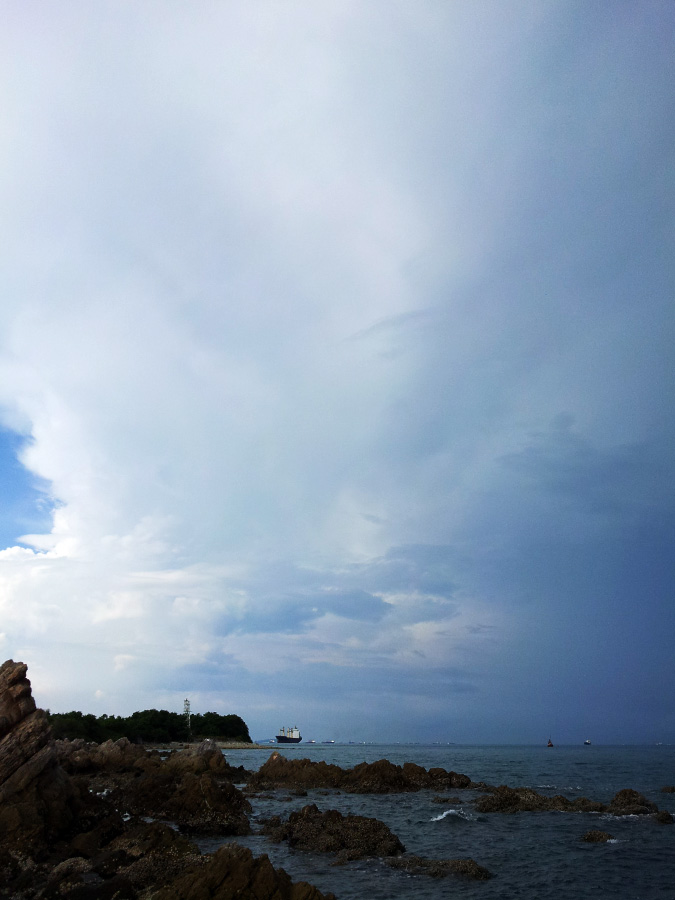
[201,744,675,899]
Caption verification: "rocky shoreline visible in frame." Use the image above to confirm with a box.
[1,659,672,899]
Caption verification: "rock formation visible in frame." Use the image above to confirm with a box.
[474,784,671,820]
[248,751,471,794]
[152,843,335,900]
[606,788,658,816]
[474,785,605,814]
[581,830,614,842]
[262,803,406,861]
[56,735,252,834]
[385,854,493,879]
[0,659,79,847]
[0,661,324,900]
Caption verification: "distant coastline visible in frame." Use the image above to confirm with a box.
[152,740,272,750]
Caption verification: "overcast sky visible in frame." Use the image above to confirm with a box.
[1,1,673,744]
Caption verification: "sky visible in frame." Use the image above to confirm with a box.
[0,1,673,745]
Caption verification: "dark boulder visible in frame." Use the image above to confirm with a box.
[607,789,658,816]
[475,785,610,815]
[386,854,492,879]
[152,843,335,900]
[248,752,472,794]
[474,785,575,813]
[343,758,413,793]
[262,803,405,862]
[248,753,345,790]
[581,830,614,842]
[654,810,674,824]
[55,736,162,775]
[105,820,203,894]
[110,769,252,835]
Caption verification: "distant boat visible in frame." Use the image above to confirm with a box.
[276,726,302,744]
[584,739,591,745]
[321,739,335,744]
[547,738,554,748]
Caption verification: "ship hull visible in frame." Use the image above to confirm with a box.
[276,736,302,743]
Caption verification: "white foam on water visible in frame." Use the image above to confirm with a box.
[431,808,474,822]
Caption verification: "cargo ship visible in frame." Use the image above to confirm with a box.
[276,726,302,743]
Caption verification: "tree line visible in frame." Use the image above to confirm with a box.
[46,708,251,744]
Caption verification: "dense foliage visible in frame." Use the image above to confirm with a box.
[46,708,251,744]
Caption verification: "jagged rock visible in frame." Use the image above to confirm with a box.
[56,736,252,835]
[250,753,345,790]
[110,770,251,835]
[248,752,471,794]
[468,780,497,792]
[474,785,573,813]
[475,784,667,818]
[55,736,162,775]
[165,740,231,774]
[262,803,405,862]
[385,854,492,879]
[474,785,607,814]
[0,659,80,847]
[343,759,412,793]
[152,843,335,900]
[654,810,674,824]
[106,820,203,893]
[607,789,658,816]
[581,830,614,842]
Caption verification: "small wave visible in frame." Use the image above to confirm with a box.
[431,808,474,822]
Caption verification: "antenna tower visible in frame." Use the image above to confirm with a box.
[184,698,191,740]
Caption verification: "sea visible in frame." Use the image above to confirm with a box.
[198,743,675,900]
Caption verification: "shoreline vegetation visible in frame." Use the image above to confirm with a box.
[159,740,272,750]
[46,707,252,745]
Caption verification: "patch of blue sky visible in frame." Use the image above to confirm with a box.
[0,426,54,549]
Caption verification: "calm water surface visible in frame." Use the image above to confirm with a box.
[201,744,675,900]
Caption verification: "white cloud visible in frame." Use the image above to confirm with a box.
[0,1,672,740]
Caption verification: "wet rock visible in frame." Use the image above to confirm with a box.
[262,803,405,862]
[165,740,235,776]
[581,830,614,842]
[0,659,80,848]
[468,780,497,792]
[474,785,573,813]
[248,752,472,794]
[55,737,162,775]
[152,843,335,900]
[661,785,675,793]
[607,789,658,816]
[249,753,344,790]
[106,820,203,894]
[475,785,610,815]
[111,770,252,834]
[68,811,127,858]
[343,758,412,793]
[654,810,674,824]
[386,854,492,879]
